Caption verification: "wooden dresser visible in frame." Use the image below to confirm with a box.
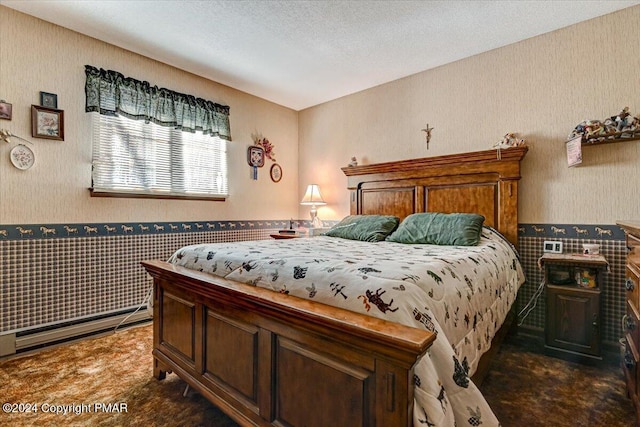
[618,220,640,423]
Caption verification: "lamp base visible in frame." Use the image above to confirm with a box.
[309,206,323,228]
[311,216,324,228]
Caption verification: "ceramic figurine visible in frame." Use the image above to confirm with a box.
[572,107,640,142]
[348,156,358,167]
[493,133,525,160]
[493,133,524,149]
[614,106,631,132]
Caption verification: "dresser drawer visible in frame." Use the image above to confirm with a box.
[626,301,640,356]
[624,336,639,397]
[627,267,640,311]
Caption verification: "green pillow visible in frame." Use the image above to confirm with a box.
[323,215,399,242]
[386,213,485,246]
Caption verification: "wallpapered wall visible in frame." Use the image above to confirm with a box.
[0,6,300,226]
[298,5,640,225]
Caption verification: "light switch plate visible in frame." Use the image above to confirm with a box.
[543,240,563,253]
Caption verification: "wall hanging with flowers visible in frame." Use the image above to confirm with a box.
[251,133,282,182]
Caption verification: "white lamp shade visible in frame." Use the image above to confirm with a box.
[300,184,326,205]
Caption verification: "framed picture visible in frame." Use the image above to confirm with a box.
[270,163,282,183]
[0,101,12,120]
[246,145,265,167]
[247,145,264,180]
[40,92,58,109]
[31,105,64,141]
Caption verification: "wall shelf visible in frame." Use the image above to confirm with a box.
[567,133,639,167]
[581,134,640,147]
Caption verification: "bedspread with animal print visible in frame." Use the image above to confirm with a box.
[168,226,524,427]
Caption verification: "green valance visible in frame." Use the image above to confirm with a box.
[84,65,231,141]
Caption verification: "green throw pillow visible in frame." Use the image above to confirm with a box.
[386,212,485,246]
[323,215,400,242]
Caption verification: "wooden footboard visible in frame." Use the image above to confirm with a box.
[142,260,435,427]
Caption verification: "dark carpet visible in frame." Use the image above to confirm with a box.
[481,336,635,427]
[0,324,634,426]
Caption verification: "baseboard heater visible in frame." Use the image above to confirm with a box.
[0,309,151,357]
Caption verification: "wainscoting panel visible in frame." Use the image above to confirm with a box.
[0,220,305,334]
[1,220,627,352]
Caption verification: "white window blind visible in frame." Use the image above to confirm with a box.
[91,113,228,199]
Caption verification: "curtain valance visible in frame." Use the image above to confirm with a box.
[85,65,231,141]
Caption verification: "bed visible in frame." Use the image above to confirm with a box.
[141,146,528,427]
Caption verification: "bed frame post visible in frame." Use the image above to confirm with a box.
[152,281,168,380]
[498,178,520,248]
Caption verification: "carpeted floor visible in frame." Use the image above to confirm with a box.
[0,323,634,426]
[480,337,635,427]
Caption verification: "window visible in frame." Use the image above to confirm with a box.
[85,65,232,200]
[91,114,228,199]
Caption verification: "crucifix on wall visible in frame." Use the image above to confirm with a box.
[421,124,434,149]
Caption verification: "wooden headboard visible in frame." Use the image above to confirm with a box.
[341,147,528,247]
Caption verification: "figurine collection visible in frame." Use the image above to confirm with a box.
[568,106,640,143]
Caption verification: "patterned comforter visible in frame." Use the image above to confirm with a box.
[168,227,524,426]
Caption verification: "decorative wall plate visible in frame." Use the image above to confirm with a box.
[10,144,35,170]
[270,163,282,182]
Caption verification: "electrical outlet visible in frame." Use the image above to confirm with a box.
[543,240,563,253]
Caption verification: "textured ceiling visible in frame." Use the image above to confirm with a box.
[3,0,639,110]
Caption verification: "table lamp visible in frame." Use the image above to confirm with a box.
[300,184,326,228]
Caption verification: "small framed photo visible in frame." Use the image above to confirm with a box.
[270,163,282,183]
[31,105,64,141]
[0,101,12,120]
[40,92,58,109]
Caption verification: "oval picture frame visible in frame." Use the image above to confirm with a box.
[270,163,282,183]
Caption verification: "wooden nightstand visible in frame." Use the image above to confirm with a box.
[539,253,609,362]
[271,228,329,239]
[270,228,310,239]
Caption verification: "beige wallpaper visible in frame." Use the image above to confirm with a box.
[2,6,639,227]
[299,6,640,224]
[0,7,299,225]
